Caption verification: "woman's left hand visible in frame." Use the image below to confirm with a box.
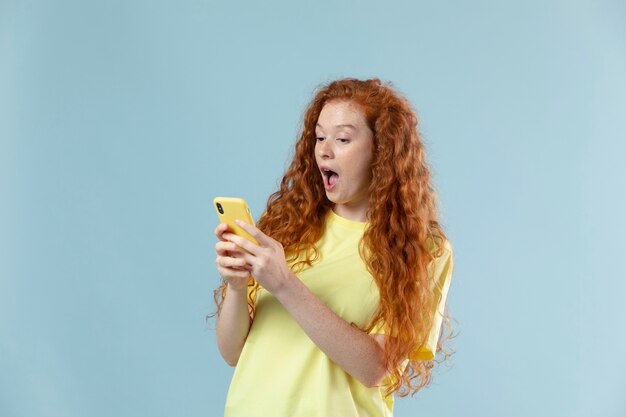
[221,219,294,294]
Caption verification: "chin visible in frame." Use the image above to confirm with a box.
[324,193,338,203]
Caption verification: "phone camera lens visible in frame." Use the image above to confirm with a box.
[216,202,224,214]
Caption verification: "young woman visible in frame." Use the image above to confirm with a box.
[212,78,455,416]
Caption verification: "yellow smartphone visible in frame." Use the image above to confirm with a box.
[213,197,258,246]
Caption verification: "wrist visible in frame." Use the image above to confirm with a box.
[273,271,298,301]
[227,281,248,294]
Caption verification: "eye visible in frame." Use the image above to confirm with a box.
[337,138,350,143]
[316,137,325,141]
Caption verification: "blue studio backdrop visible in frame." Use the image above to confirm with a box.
[1,1,625,416]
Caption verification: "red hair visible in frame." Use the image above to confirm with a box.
[213,78,456,397]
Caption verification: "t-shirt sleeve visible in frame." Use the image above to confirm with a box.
[369,242,454,361]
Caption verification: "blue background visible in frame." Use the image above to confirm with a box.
[1,0,625,416]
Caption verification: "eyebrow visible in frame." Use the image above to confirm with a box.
[315,123,356,130]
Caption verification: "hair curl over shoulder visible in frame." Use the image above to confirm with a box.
[211,78,457,397]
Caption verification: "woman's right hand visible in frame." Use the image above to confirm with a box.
[214,223,250,291]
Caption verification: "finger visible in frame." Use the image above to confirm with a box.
[222,232,261,255]
[213,223,228,236]
[216,255,248,269]
[214,223,231,241]
[236,251,255,270]
[216,265,249,280]
[217,249,255,270]
[229,250,248,260]
[234,219,271,246]
[216,240,245,256]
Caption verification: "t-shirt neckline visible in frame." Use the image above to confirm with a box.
[327,208,368,231]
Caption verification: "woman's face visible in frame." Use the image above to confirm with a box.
[314,100,374,220]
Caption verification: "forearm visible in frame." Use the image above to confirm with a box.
[274,273,388,387]
[216,283,252,366]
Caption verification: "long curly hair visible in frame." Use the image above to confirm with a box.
[212,78,456,397]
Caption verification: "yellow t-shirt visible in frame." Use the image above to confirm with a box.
[223,209,454,417]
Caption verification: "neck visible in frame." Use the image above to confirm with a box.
[332,202,368,222]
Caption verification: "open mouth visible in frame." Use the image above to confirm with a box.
[321,168,339,189]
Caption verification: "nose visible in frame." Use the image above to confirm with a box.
[317,138,334,159]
